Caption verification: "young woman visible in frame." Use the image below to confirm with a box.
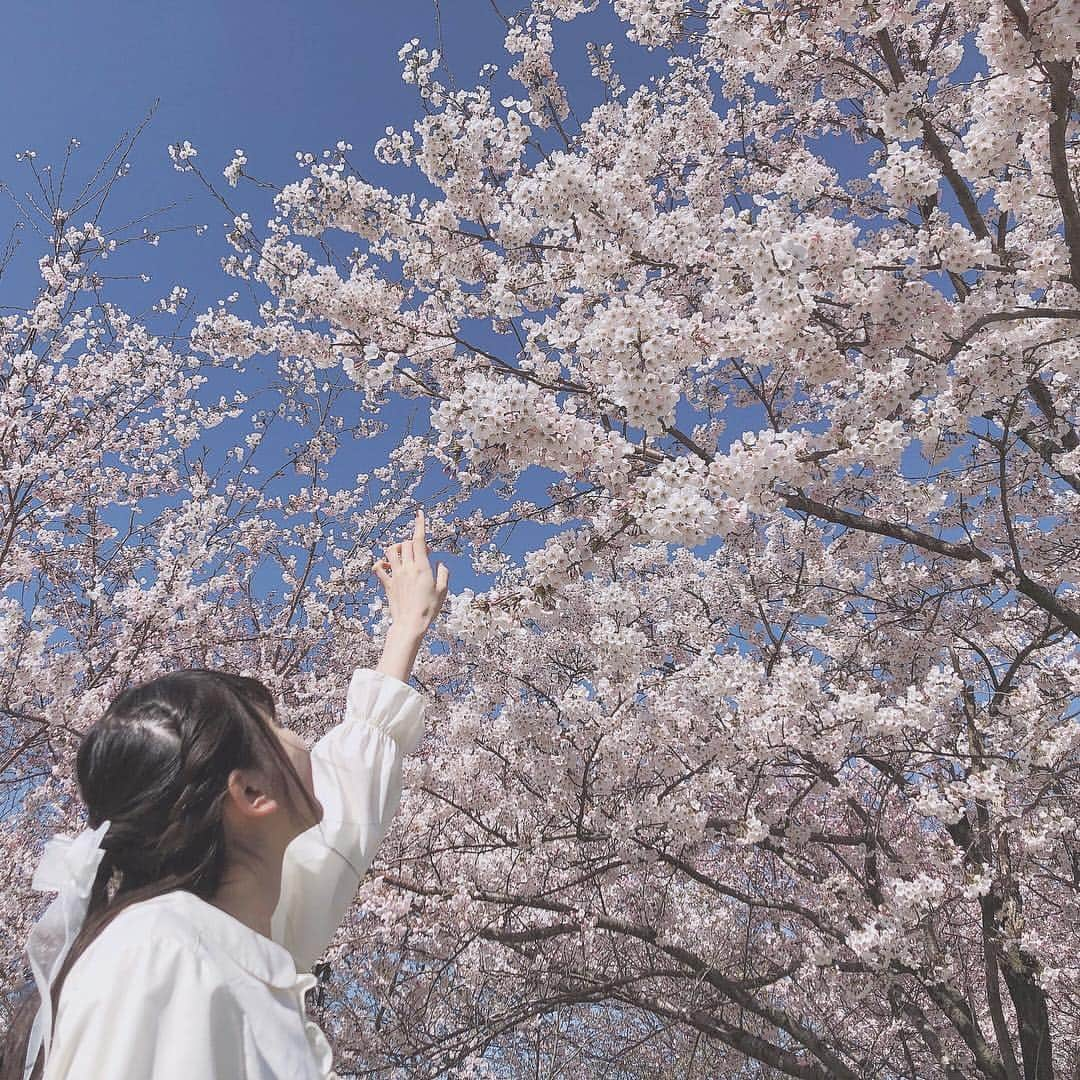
[1,509,449,1079]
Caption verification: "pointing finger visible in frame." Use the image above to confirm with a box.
[414,509,428,560]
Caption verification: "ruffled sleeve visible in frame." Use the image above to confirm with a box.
[271,668,426,972]
[43,936,247,1078]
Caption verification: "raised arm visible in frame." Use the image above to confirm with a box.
[269,663,426,970]
[270,509,448,971]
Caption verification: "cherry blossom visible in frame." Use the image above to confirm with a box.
[4,2,1080,1078]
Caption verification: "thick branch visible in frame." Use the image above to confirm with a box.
[875,29,989,241]
[917,977,1011,1080]
[782,491,991,563]
[1026,375,1079,454]
[619,987,840,1080]
[1046,61,1080,288]
[782,491,1080,637]
[980,892,1023,1080]
[947,308,1080,363]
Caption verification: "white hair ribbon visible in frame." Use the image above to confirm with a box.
[23,818,112,1080]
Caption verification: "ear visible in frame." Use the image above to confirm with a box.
[223,766,280,821]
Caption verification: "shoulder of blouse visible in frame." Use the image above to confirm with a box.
[65,899,212,986]
[59,921,229,1011]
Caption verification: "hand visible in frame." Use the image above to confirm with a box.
[372,509,450,635]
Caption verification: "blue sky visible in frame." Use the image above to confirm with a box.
[1,2,522,314]
[0,0,658,306]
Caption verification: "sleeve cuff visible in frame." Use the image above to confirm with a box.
[345,667,427,755]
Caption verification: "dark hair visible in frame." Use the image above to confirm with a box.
[0,667,321,1080]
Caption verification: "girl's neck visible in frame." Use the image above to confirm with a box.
[209,864,282,940]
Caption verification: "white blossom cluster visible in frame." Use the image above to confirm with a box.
[223,148,247,186]
[167,139,198,171]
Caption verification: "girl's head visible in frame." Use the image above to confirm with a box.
[80,668,323,886]
[1,667,323,1080]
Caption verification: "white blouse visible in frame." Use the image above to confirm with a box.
[42,667,427,1079]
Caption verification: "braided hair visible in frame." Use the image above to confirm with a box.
[0,668,321,1080]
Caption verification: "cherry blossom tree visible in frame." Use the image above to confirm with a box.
[4,0,1080,1077]
[185,1,1079,1076]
